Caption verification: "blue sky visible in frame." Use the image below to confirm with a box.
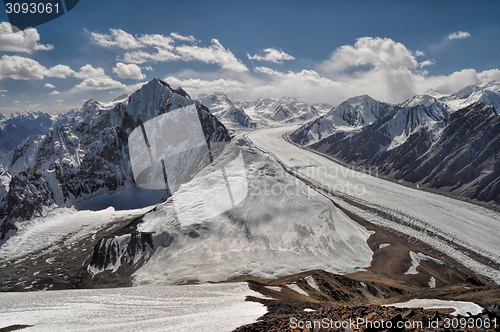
[0,0,499,113]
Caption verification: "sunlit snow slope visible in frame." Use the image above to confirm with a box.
[0,283,265,332]
[132,138,374,285]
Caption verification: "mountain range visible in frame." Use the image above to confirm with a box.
[198,92,331,128]
[0,78,230,242]
[291,78,500,205]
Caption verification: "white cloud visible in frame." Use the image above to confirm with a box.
[138,34,174,49]
[0,22,53,53]
[448,31,470,40]
[75,76,125,90]
[254,66,283,76]
[164,76,247,95]
[91,28,143,49]
[248,48,295,63]
[113,62,146,80]
[74,64,106,79]
[321,37,418,73]
[44,83,55,88]
[415,50,425,56]
[49,90,60,95]
[124,48,180,64]
[48,64,74,78]
[91,29,247,72]
[419,60,435,68]
[176,39,248,72]
[0,55,74,80]
[0,89,7,92]
[74,64,125,90]
[170,32,196,43]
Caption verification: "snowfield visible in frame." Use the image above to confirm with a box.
[0,283,266,332]
[248,126,500,283]
[0,206,152,261]
[384,299,483,317]
[132,138,374,285]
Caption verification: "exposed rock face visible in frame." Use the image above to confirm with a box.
[0,78,231,239]
[88,232,172,275]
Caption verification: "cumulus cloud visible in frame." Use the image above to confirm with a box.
[113,62,146,80]
[91,29,247,71]
[0,22,53,53]
[49,90,60,95]
[448,31,470,40]
[44,83,55,88]
[247,48,295,63]
[170,32,196,42]
[176,39,248,72]
[321,37,419,72]
[0,55,74,80]
[415,50,425,56]
[419,59,435,68]
[74,64,125,90]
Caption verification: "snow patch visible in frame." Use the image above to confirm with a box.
[385,299,483,317]
[286,283,308,296]
[428,276,436,288]
[405,251,444,275]
[379,243,390,249]
[304,275,320,291]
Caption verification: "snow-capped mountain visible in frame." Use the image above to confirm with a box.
[198,92,256,128]
[290,95,395,145]
[311,96,450,161]
[439,78,500,112]
[370,102,500,202]
[242,96,325,125]
[0,111,72,157]
[0,78,230,242]
[197,93,329,128]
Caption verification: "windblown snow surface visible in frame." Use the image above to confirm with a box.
[248,126,500,284]
[132,137,373,285]
[0,207,152,261]
[385,299,483,317]
[0,283,266,332]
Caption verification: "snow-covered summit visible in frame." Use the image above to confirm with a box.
[198,92,256,128]
[290,95,394,145]
[439,78,500,112]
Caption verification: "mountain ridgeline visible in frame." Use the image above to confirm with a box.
[290,79,500,205]
[0,78,231,241]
